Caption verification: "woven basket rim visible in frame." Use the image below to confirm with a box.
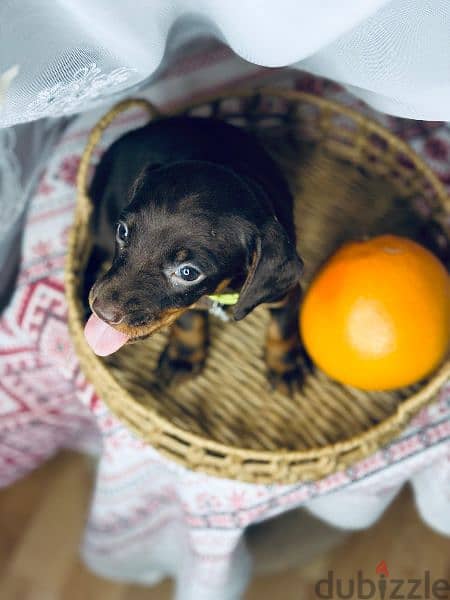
[65,88,449,479]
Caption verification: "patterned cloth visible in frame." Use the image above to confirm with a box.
[0,68,449,600]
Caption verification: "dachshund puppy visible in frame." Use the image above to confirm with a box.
[84,116,305,393]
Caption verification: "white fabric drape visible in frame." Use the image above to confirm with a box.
[1,0,450,128]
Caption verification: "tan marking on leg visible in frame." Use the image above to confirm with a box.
[157,309,209,386]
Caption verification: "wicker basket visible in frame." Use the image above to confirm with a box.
[66,89,450,484]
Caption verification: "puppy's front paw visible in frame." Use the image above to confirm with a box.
[156,345,206,388]
[266,346,314,396]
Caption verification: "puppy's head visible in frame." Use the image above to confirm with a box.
[86,161,302,355]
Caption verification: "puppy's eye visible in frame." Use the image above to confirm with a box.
[176,265,201,282]
[116,221,129,245]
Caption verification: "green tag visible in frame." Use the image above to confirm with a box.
[207,293,240,306]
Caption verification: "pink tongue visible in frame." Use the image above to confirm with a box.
[84,313,130,356]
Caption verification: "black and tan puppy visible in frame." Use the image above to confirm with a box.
[84,116,305,392]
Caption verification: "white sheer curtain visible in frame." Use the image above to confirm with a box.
[1,0,450,126]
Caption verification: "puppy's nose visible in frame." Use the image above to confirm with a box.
[92,298,124,325]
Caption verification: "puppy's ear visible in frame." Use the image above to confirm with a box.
[233,219,303,321]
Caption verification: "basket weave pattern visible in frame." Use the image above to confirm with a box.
[66,90,450,484]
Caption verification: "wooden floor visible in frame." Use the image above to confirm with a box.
[0,452,448,599]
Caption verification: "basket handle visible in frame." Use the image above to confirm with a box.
[76,98,159,223]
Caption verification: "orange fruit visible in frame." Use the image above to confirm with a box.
[300,235,450,390]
